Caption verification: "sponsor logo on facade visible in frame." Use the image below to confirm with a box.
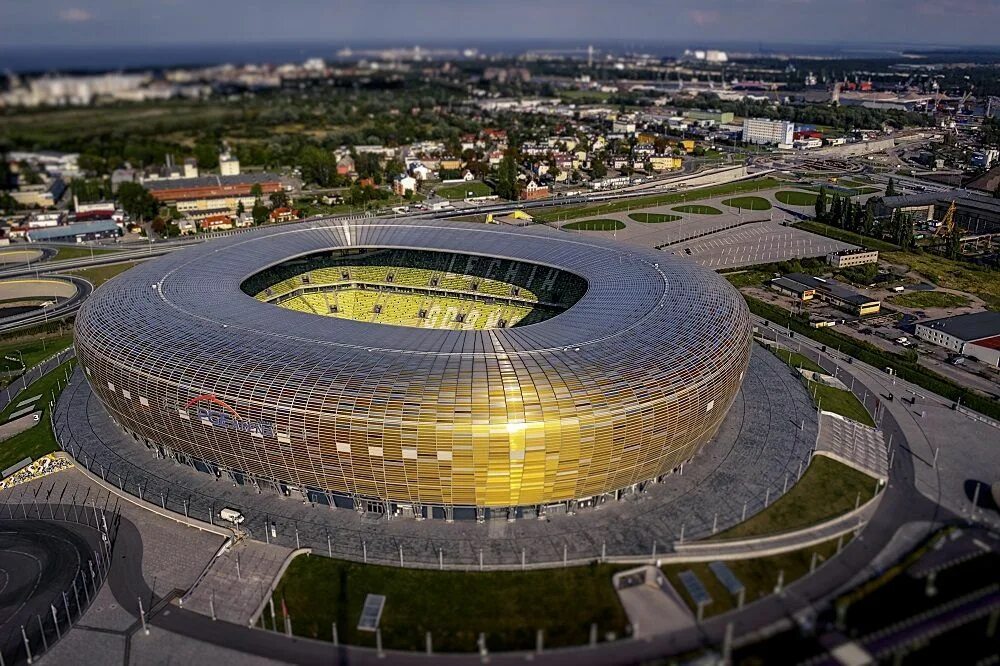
[182,394,275,438]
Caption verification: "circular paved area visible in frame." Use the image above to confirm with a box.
[54,344,817,568]
[0,519,94,662]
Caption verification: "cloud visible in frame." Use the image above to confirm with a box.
[687,9,721,25]
[58,8,93,23]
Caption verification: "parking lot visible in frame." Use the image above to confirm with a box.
[667,221,855,270]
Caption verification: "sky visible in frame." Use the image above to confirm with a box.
[1,0,999,49]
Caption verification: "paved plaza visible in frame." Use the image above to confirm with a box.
[53,345,818,569]
[554,187,859,270]
[668,221,854,270]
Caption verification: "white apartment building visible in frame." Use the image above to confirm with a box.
[826,248,879,269]
[742,118,795,145]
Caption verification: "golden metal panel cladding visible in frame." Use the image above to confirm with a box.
[75,219,752,508]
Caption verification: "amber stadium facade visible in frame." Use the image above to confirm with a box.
[74,219,752,519]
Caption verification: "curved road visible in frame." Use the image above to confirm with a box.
[0,519,100,664]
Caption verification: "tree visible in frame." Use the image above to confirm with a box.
[591,160,607,178]
[250,183,264,199]
[117,182,158,222]
[885,177,896,197]
[829,194,843,228]
[862,199,876,236]
[299,146,339,187]
[815,186,827,221]
[193,141,219,170]
[496,153,518,201]
[269,190,290,209]
[252,200,269,225]
[236,200,245,217]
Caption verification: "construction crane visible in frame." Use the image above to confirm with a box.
[934,201,957,237]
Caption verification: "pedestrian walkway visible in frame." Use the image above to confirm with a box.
[182,539,293,626]
[816,412,889,481]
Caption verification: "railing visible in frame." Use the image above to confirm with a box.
[0,497,118,665]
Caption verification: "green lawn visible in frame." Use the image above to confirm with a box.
[0,334,74,375]
[882,251,1000,311]
[271,557,628,652]
[766,341,875,426]
[535,178,779,222]
[67,261,138,287]
[810,381,876,426]
[53,246,119,260]
[562,219,625,231]
[775,191,819,206]
[664,535,852,618]
[771,347,826,374]
[435,181,493,200]
[0,358,75,472]
[888,291,971,309]
[711,456,877,540]
[628,213,682,224]
[672,204,723,215]
[722,196,772,211]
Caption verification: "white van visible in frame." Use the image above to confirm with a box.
[219,507,245,524]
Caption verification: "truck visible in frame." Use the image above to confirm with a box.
[219,507,245,524]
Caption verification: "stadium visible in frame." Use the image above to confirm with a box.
[73,218,752,519]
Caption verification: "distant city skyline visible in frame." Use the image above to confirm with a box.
[2,0,1000,50]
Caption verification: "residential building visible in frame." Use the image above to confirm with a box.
[649,155,683,172]
[336,155,355,176]
[682,110,734,126]
[520,180,550,201]
[826,248,879,269]
[182,158,199,178]
[198,214,233,232]
[219,154,241,176]
[7,150,80,179]
[394,175,417,196]
[269,207,298,223]
[915,311,1000,367]
[742,118,795,146]
[11,179,67,208]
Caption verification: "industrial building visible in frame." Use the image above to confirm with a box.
[26,220,121,243]
[74,218,752,518]
[826,248,879,269]
[772,273,880,316]
[915,311,1000,368]
[878,192,1000,235]
[145,173,282,204]
[741,118,795,146]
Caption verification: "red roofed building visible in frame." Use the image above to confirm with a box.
[269,207,299,223]
[198,214,234,231]
[145,174,282,204]
[519,180,550,201]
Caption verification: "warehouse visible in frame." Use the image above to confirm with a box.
[915,311,1000,367]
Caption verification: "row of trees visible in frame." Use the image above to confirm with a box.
[814,185,916,249]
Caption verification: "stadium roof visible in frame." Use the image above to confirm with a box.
[76,217,750,401]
